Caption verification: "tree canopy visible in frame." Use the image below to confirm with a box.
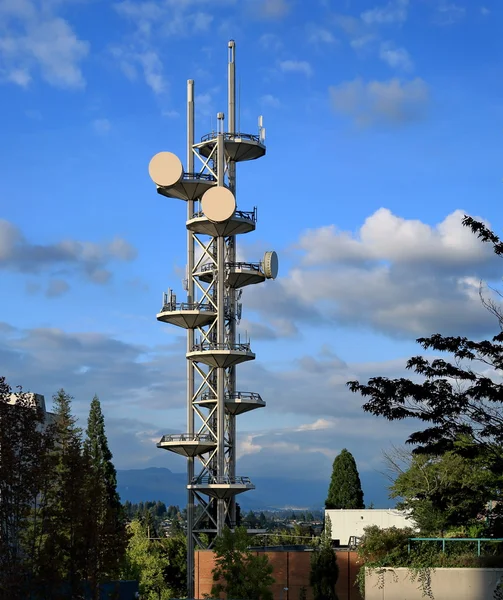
[0,380,129,597]
[385,446,498,535]
[211,526,275,600]
[325,448,364,509]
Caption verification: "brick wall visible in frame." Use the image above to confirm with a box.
[194,549,363,600]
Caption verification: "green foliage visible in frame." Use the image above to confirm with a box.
[83,395,128,598]
[326,448,364,509]
[356,526,414,565]
[390,449,497,535]
[159,532,187,598]
[0,380,130,597]
[211,526,275,600]
[310,516,339,600]
[121,520,171,600]
[41,389,89,597]
[0,378,50,597]
[355,525,503,598]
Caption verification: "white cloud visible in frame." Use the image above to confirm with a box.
[258,33,283,51]
[111,46,166,95]
[0,2,89,89]
[253,0,290,18]
[0,219,137,283]
[260,94,281,108]
[245,208,501,338]
[481,7,490,16]
[92,118,111,135]
[307,24,337,45]
[329,77,428,127]
[279,60,313,77]
[435,2,466,25]
[361,0,409,25]
[162,109,180,118]
[7,68,31,86]
[297,418,335,432]
[350,34,377,50]
[379,42,413,71]
[113,0,223,94]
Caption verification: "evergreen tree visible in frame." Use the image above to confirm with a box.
[41,389,87,598]
[325,449,364,509]
[310,516,338,600]
[0,378,48,598]
[83,395,127,598]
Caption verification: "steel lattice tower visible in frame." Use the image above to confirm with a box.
[148,41,278,597]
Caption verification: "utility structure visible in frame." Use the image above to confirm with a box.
[148,40,278,597]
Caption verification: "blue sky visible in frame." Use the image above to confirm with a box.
[1,0,502,506]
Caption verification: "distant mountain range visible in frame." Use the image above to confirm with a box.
[116,467,393,510]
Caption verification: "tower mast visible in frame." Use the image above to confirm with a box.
[148,41,278,598]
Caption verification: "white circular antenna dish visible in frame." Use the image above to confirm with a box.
[148,152,184,187]
[263,251,278,279]
[201,186,236,223]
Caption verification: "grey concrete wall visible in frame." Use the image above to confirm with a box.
[365,567,503,600]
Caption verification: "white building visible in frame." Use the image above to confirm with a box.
[8,393,56,427]
[325,508,418,545]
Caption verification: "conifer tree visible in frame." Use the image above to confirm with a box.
[325,449,364,509]
[0,377,48,598]
[83,395,127,598]
[41,389,87,598]
[310,515,338,600]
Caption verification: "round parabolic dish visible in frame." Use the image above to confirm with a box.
[148,152,184,187]
[263,251,278,279]
[201,186,236,223]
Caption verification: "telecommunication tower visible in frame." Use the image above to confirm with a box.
[148,40,278,597]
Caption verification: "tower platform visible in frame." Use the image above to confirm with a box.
[157,433,216,457]
[195,261,266,288]
[186,207,256,237]
[157,301,217,329]
[196,391,265,415]
[157,172,216,201]
[187,342,255,368]
[195,132,266,162]
[188,475,255,499]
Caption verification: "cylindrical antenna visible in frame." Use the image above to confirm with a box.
[187,79,194,172]
[228,40,236,135]
[238,77,241,133]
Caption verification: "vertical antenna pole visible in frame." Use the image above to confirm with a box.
[186,78,195,599]
[216,112,226,535]
[227,40,237,524]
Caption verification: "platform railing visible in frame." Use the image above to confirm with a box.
[191,342,252,352]
[190,207,257,222]
[200,131,262,144]
[199,261,262,274]
[200,391,262,402]
[159,298,215,313]
[190,475,253,485]
[158,433,215,444]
